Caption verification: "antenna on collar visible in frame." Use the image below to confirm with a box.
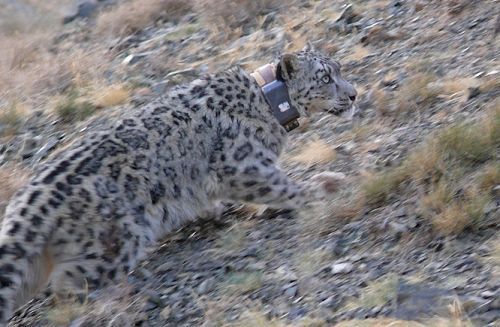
[251,64,300,132]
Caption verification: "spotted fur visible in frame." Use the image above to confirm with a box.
[0,47,356,324]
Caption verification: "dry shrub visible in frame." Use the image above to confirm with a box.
[480,75,500,93]
[478,163,500,192]
[46,286,144,326]
[223,271,263,295]
[371,87,392,117]
[404,139,446,183]
[1,33,109,110]
[0,165,30,218]
[0,102,29,137]
[53,90,97,123]
[0,0,67,36]
[345,45,371,61]
[196,0,280,34]
[228,310,325,327]
[289,139,336,166]
[362,106,498,234]
[395,72,439,114]
[90,85,130,108]
[361,169,408,207]
[336,318,473,327]
[96,0,193,37]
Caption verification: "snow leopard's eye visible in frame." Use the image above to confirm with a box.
[321,75,332,84]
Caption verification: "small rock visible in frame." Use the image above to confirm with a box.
[157,262,176,272]
[152,81,169,95]
[480,290,496,298]
[20,136,41,161]
[261,12,276,29]
[160,306,172,320]
[31,136,60,164]
[283,283,298,298]
[107,313,131,327]
[491,185,500,197]
[275,265,298,281]
[331,262,354,275]
[467,86,481,100]
[333,122,353,134]
[336,4,359,24]
[319,296,341,310]
[197,278,216,295]
[335,141,356,154]
[287,306,307,320]
[122,52,152,65]
[63,0,99,24]
[135,267,153,279]
[144,290,164,310]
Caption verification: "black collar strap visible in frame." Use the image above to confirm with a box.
[251,64,300,132]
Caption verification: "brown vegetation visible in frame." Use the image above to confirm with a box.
[362,104,499,234]
[0,165,29,218]
[96,0,193,36]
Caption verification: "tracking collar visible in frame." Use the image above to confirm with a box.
[251,64,300,132]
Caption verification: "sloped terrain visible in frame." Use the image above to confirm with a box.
[1,0,499,326]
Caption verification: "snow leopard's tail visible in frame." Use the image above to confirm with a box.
[0,211,55,325]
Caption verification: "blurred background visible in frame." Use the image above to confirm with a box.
[0,0,499,326]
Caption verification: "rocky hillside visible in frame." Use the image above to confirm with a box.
[1,0,499,326]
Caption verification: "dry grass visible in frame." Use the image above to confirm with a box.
[361,169,408,207]
[0,33,109,113]
[227,311,287,327]
[362,105,498,234]
[478,163,500,191]
[223,271,264,295]
[371,87,392,117]
[46,301,88,326]
[215,220,253,255]
[288,138,336,166]
[430,200,483,235]
[373,73,484,118]
[196,0,280,35]
[90,84,130,108]
[96,0,193,37]
[345,45,372,62]
[335,318,473,327]
[228,310,326,327]
[0,102,28,137]
[0,165,30,218]
[46,286,143,326]
[395,72,440,115]
[346,274,399,310]
[53,90,97,123]
[479,75,500,93]
[0,0,69,36]
[294,248,332,277]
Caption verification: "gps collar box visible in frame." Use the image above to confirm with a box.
[251,64,300,132]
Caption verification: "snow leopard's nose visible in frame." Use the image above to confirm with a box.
[338,78,357,103]
[346,84,357,103]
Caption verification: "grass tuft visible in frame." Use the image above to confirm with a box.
[0,103,27,137]
[362,105,498,234]
[91,85,130,108]
[289,138,336,166]
[223,271,263,295]
[0,166,30,218]
[96,0,193,37]
[54,90,97,123]
[361,169,408,206]
[395,72,440,114]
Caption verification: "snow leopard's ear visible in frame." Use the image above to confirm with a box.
[277,53,299,81]
[302,41,315,52]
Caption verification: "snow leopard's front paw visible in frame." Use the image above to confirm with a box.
[309,171,347,200]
